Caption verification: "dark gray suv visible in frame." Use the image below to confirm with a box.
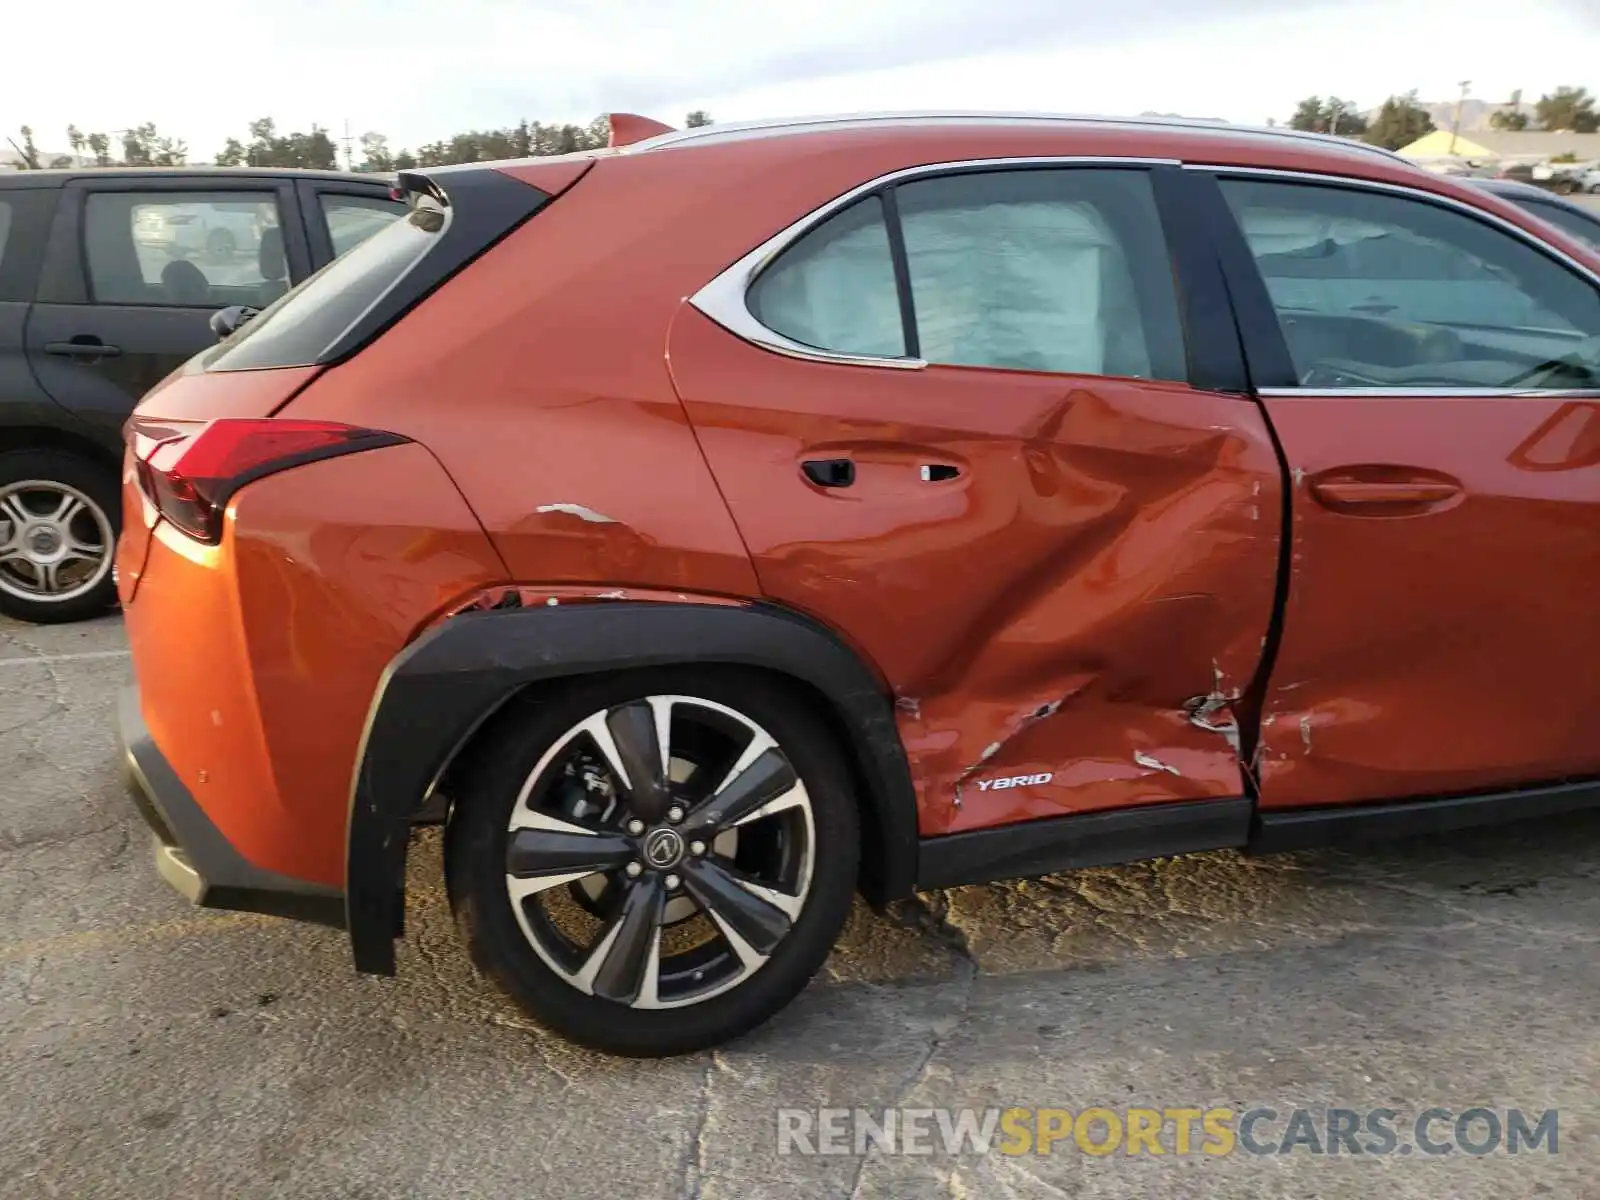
[0,167,403,622]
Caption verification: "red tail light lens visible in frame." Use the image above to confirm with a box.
[127,417,408,543]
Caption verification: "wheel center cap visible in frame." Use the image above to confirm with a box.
[642,826,685,870]
[27,526,61,558]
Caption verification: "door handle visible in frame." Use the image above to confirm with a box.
[1307,469,1462,515]
[45,339,122,359]
[802,458,855,488]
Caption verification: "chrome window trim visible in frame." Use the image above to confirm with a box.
[1190,163,1600,398]
[1258,387,1600,399]
[688,155,1178,371]
[630,111,1410,168]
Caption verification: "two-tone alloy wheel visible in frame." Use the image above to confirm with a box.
[447,671,859,1056]
[0,450,121,624]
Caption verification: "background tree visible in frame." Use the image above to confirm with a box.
[358,131,396,172]
[217,118,338,169]
[85,132,112,167]
[1285,97,1367,136]
[1364,91,1435,150]
[1288,96,1328,132]
[1490,108,1530,131]
[7,126,41,170]
[66,124,86,163]
[685,110,713,128]
[1535,86,1599,132]
[120,122,187,167]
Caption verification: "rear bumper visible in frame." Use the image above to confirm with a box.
[118,687,345,929]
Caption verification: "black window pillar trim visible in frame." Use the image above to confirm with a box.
[344,600,920,976]
[1148,165,1253,395]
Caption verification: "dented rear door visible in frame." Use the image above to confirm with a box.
[671,163,1282,835]
[1210,170,1600,808]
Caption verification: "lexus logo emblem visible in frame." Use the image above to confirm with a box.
[643,827,685,869]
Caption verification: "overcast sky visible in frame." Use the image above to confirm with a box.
[5,0,1598,158]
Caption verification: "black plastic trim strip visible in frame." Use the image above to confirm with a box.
[918,798,1252,891]
[118,688,346,928]
[1248,778,1600,854]
[317,162,586,365]
[879,187,921,358]
[1180,169,1301,389]
[345,601,919,975]
[1149,165,1251,395]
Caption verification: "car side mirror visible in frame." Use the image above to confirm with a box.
[209,305,259,342]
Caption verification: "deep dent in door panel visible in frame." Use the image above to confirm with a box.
[669,308,1283,835]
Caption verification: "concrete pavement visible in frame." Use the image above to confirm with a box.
[0,613,1595,1198]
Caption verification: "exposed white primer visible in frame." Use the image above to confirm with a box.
[535,503,618,524]
[1134,750,1182,776]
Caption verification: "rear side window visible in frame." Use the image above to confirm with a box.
[0,190,57,303]
[318,193,407,258]
[896,169,1185,379]
[749,196,904,357]
[87,191,282,308]
[205,203,446,372]
[746,168,1187,381]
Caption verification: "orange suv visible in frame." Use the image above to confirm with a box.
[118,112,1600,1057]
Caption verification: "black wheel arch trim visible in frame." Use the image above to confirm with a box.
[345,600,920,975]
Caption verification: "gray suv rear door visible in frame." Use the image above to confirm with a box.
[24,175,311,444]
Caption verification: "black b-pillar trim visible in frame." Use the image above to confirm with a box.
[345,601,919,975]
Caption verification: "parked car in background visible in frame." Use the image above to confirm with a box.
[1469,177,1600,249]
[1531,159,1600,193]
[115,113,1600,1058]
[133,198,272,263]
[0,167,404,622]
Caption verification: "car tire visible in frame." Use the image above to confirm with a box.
[445,668,861,1057]
[1557,179,1578,195]
[205,228,236,262]
[0,449,121,625]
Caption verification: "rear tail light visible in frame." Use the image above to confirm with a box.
[127,417,408,543]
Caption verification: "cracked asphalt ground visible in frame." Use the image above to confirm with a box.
[1,614,1596,1199]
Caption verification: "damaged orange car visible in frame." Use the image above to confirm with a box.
[118,112,1600,1056]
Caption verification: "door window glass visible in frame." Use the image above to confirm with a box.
[0,191,55,302]
[86,191,282,308]
[896,169,1187,380]
[318,193,406,258]
[1221,178,1600,390]
[1516,197,1600,251]
[748,195,905,358]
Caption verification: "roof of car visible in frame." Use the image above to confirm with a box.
[623,110,1416,169]
[0,166,391,189]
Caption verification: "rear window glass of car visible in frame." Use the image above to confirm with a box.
[205,202,446,372]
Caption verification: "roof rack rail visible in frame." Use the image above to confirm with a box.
[629,110,1411,166]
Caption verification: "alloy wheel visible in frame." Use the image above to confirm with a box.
[0,481,114,604]
[503,695,815,1009]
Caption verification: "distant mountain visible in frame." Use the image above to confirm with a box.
[1361,98,1535,132]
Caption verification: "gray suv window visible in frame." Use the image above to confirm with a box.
[86,191,282,307]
